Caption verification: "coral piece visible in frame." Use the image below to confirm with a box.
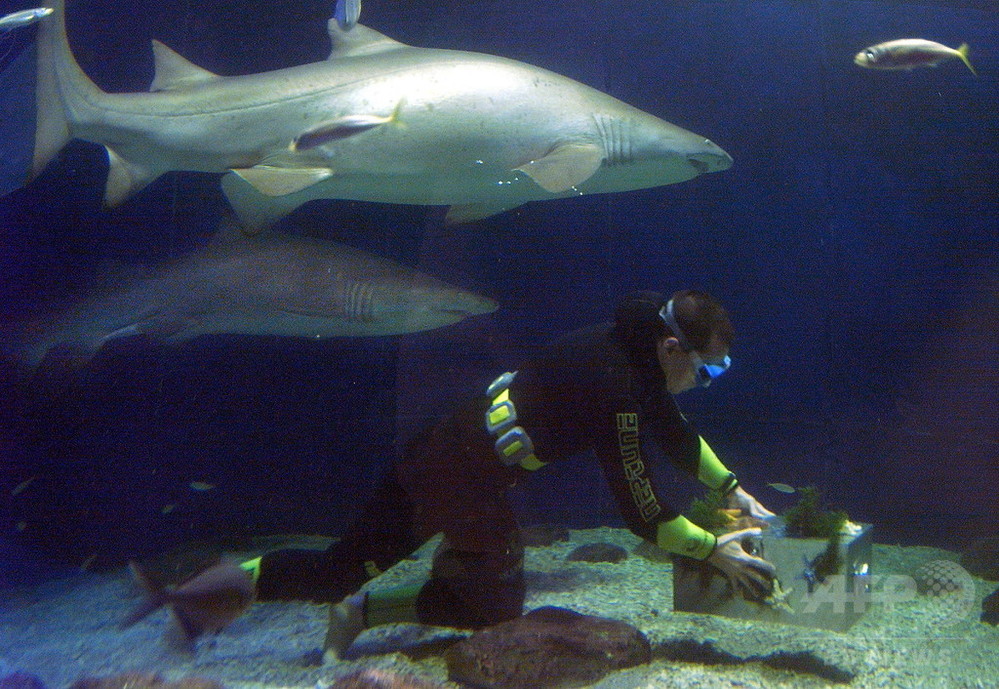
[782,487,848,539]
[762,578,794,613]
[566,542,628,563]
[686,490,734,533]
[445,606,650,689]
[727,516,770,533]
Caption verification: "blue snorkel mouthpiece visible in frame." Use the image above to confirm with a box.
[659,299,731,387]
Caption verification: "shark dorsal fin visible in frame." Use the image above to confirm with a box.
[150,40,221,92]
[326,20,408,59]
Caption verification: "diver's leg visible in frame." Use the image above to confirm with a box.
[254,468,421,603]
[324,530,524,661]
[416,530,525,628]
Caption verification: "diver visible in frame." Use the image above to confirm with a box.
[242,289,778,661]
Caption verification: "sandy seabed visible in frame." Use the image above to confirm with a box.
[1,527,997,689]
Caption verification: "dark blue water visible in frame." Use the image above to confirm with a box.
[0,0,996,579]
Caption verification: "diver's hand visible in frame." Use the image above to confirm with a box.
[706,528,777,600]
[727,486,776,519]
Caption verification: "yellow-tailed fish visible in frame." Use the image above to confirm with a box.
[854,39,976,76]
[0,7,53,31]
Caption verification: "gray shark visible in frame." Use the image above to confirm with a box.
[31,0,732,229]
[2,223,498,370]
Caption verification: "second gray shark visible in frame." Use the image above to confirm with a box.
[31,0,732,229]
[3,225,497,369]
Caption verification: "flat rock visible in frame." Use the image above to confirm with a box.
[328,668,446,689]
[566,542,628,563]
[444,606,650,689]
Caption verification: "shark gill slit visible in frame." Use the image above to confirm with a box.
[346,280,375,321]
[593,115,631,167]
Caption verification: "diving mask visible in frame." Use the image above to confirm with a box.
[659,299,731,388]
[688,350,731,388]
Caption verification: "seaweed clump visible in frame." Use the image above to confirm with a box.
[782,486,848,539]
[687,490,733,533]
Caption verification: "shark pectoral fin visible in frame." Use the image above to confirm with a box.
[149,40,221,92]
[230,165,333,197]
[222,172,305,233]
[514,143,604,194]
[327,21,408,59]
[135,311,205,342]
[101,324,143,344]
[104,147,159,207]
[445,201,524,225]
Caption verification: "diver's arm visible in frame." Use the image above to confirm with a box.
[688,434,774,518]
[646,396,774,518]
[593,398,677,545]
[644,394,738,491]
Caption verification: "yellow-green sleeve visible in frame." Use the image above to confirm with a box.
[696,436,738,493]
[656,514,717,560]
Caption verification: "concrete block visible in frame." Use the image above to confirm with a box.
[673,518,873,632]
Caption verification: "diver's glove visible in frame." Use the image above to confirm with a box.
[726,486,776,520]
[706,527,777,601]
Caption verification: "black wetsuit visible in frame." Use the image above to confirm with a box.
[256,322,704,628]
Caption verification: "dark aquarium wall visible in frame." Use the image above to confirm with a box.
[0,0,996,578]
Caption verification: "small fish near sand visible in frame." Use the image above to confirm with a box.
[854,39,977,76]
[121,560,255,643]
[0,7,53,32]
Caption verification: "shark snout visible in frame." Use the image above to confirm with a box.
[444,292,499,317]
[688,139,733,174]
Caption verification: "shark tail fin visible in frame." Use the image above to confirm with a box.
[955,43,977,77]
[32,0,106,181]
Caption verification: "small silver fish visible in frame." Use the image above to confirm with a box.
[333,0,361,30]
[854,39,976,76]
[767,482,796,494]
[0,7,53,31]
[10,475,38,496]
[189,481,215,491]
